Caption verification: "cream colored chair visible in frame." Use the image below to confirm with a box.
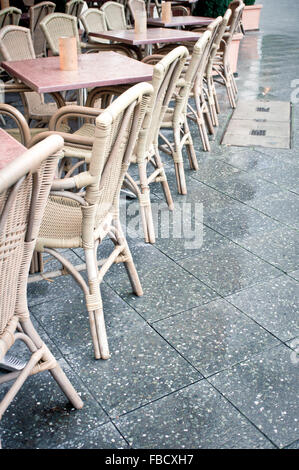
[32,82,154,360]
[0,134,83,442]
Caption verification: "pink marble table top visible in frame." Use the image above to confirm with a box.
[1,52,153,94]
[147,16,214,28]
[89,28,202,46]
[0,129,26,171]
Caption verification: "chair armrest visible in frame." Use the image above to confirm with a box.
[28,130,95,149]
[51,171,95,191]
[48,104,104,131]
[142,54,164,65]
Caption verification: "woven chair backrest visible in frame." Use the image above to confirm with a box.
[80,8,109,44]
[30,2,56,57]
[65,0,85,17]
[206,9,232,75]
[144,45,189,152]
[101,1,127,30]
[40,12,81,55]
[0,135,62,340]
[178,30,212,116]
[0,7,22,29]
[78,82,153,239]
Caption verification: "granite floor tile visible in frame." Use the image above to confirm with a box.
[154,298,280,376]
[204,202,282,243]
[203,172,281,206]
[189,159,243,184]
[152,167,237,210]
[56,422,129,449]
[0,359,108,449]
[106,261,219,323]
[209,344,299,448]
[178,239,280,296]
[285,440,299,449]
[30,282,145,356]
[234,226,299,273]
[249,162,299,193]
[103,237,173,283]
[218,147,291,172]
[246,190,299,229]
[287,269,299,281]
[66,323,201,418]
[27,271,83,308]
[154,224,226,262]
[227,275,299,342]
[114,380,274,449]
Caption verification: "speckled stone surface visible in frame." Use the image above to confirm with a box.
[66,323,201,418]
[153,298,280,376]
[114,381,275,449]
[209,345,299,448]
[227,276,299,341]
[0,359,108,449]
[56,422,130,449]
[106,261,219,322]
[178,238,281,296]
[1,0,298,449]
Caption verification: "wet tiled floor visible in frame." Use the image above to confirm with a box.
[1,0,298,449]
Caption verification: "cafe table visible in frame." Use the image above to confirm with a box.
[89,27,202,55]
[147,15,214,29]
[1,51,153,104]
[0,128,26,171]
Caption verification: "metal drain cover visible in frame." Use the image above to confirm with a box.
[222,100,291,149]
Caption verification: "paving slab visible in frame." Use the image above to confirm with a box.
[114,380,275,449]
[227,275,299,342]
[66,323,201,418]
[210,344,299,448]
[154,298,279,376]
[0,359,108,449]
[178,238,281,296]
[56,422,130,449]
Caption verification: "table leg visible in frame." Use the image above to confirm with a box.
[145,43,153,56]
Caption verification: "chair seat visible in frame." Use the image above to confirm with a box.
[30,100,58,120]
[37,192,111,251]
[37,195,83,250]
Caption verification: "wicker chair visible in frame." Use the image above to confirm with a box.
[213,1,245,108]
[205,9,232,127]
[0,134,83,441]
[156,31,212,194]
[101,1,128,30]
[87,46,189,243]
[128,0,146,21]
[0,7,21,28]
[172,5,189,16]
[0,26,65,126]
[80,8,109,45]
[31,82,154,360]
[40,12,142,59]
[29,1,56,58]
[65,0,85,17]
[185,16,223,151]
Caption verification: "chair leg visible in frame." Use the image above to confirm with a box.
[202,97,215,136]
[85,248,109,360]
[153,147,174,210]
[195,93,212,151]
[137,162,156,244]
[184,119,198,171]
[23,318,84,408]
[173,128,187,195]
[113,217,143,297]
